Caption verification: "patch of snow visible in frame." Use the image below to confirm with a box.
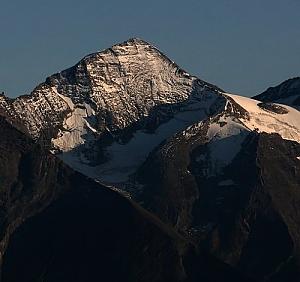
[198,116,250,177]
[52,93,97,151]
[207,130,248,176]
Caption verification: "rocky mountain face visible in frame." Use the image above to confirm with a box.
[254,77,300,110]
[0,37,222,143]
[131,89,300,281]
[0,38,299,281]
[0,116,252,282]
[136,129,300,281]
[0,38,224,184]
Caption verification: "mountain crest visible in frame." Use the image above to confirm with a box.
[254,77,300,110]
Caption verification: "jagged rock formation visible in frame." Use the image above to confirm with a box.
[254,77,300,110]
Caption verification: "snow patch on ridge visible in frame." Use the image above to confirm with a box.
[225,93,300,143]
[199,116,249,176]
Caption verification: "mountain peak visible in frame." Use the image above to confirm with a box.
[254,77,300,110]
[1,35,214,142]
[107,37,162,57]
[121,37,150,45]
[80,37,167,68]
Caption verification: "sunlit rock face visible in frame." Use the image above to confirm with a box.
[0,38,224,184]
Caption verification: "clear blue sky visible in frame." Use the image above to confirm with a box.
[1,0,300,97]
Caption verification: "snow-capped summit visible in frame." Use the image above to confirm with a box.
[0,39,299,187]
[0,38,220,142]
[0,38,225,183]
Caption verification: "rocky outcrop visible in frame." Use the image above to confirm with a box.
[0,115,69,267]
[254,77,300,110]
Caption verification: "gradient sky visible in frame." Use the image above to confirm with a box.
[1,0,300,97]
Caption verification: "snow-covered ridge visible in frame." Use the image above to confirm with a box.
[154,91,300,180]
[224,93,300,143]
